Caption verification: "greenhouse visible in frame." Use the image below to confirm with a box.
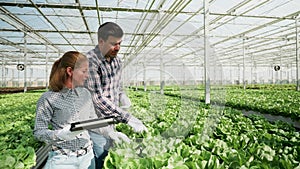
[0,0,300,168]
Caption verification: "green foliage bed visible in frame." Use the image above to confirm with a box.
[1,85,299,169]
[108,88,300,169]
[0,91,44,169]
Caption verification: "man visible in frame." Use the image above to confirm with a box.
[85,22,147,168]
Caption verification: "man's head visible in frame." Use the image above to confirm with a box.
[97,22,124,60]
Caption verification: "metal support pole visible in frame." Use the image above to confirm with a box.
[160,58,164,94]
[143,63,147,91]
[296,15,299,91]
[280,47,283,84]
[204,0,210,104]
[30,68,33,87]
[24,32,27,93]
[243,37,246,90]
[1,56,4,87]
[45,46,49,89]
[250,55,253,84]
[135,62,137,90]
[5,68,7,86]
[158,10,164,94]
[238,64,240,84]
[230,65,232,84]
[254,61,257,84]
[183,63,185,85]
[271,64,274,84]
[288,64,291,83]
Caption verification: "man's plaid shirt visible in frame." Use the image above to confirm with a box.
[85,46,131,123]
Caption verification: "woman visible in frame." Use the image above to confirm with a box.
[34,51,97,169]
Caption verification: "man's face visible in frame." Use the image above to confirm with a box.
[99,35,122,59]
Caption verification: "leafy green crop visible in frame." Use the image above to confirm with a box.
[163,86,300,120]
[225,89,300,120]
[1,85,300,169]
[108,88,300,169]
[0,91,44,169]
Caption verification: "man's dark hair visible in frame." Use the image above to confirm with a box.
[98,22,124,42]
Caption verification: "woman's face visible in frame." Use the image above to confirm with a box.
[72,61,89,87]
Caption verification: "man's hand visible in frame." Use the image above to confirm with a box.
[56,125,82,141]
[109,132,131,143]
[101,125,131,143]
[128,116,148,133]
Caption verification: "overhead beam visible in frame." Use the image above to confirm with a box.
[0,2,296,20]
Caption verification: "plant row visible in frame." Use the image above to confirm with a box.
[105,89,300,168]
[150,84,300,121]
[0,91,44,169]
[0,85,299,168]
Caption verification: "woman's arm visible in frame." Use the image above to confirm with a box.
[33,93,60,144]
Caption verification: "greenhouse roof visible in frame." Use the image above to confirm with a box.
[0,0,300,68]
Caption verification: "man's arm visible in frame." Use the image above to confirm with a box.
[85,59,131,123]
